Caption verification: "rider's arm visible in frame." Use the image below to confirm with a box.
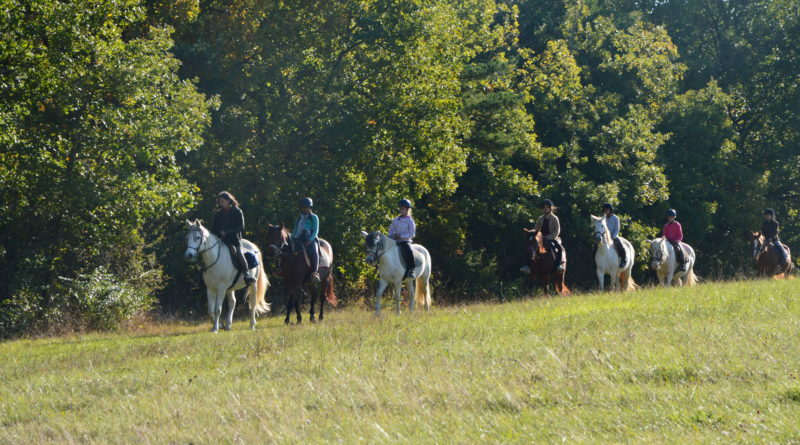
[407,217,416,239]
[388,217,398,239]
[546,215,560,240]
[308,213,319,241]
[227,208,244,234]
[607,215,620,238]
[533,216,543,232]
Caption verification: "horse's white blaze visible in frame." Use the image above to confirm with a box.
[185,220,270,332]
[361,231,432,315]
[591,216,636,292]
[647,237,697,287]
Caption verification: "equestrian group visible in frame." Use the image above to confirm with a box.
[521,200,792,295]
[184,192,430,331]
[184,192,791,331]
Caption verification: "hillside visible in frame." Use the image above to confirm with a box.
[2,280,800,443]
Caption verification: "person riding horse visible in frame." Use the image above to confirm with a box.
[211,191,255,284]
[602,203,626,268]
[663,209,687,272]
[761,208,789,268]
[388,199,417,279]
[292,197,321,283]
[534,199,564,272]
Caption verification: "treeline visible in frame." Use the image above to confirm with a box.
[1,0,798,336]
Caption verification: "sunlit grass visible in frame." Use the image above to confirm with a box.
[2,280,800,443]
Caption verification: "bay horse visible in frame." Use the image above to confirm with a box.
[749,231,793,277]
[522,228,570,296]
[360,231,432,314]
[647,237,698,287]
[183,220,270,332]
[591,215,636,291]
[265,224,336,324]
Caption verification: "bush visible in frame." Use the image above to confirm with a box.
[59,268,156,331]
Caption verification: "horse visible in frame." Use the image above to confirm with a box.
[647,237,698,287]
[183,219,270,332]
[748,231,793,277]
[521,229,570,296]
[591,215,637,291]
[360,231,432,315]
[265,224,336,325]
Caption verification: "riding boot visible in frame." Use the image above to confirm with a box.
[672,242,687,272]
[237,249,255,284]
[308,239,321,283]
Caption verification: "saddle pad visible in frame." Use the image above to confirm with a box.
[244,251,259,269]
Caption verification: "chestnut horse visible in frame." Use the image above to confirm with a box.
[749,231,793,277]
[265,224,336,324]
[522,228,570,296]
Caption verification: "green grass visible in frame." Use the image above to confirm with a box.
[2,280,800,444]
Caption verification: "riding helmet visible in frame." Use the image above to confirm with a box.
[764,208,775,216]
[299,197,313,208]
[666,209,677,217]
[541,199,554,208]
[602,202,614,212]
[398,199,413,208]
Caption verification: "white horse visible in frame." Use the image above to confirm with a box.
[361,231,432,314]
[591,215,636,291]
[184,219,270,331]
[647,237,698,287]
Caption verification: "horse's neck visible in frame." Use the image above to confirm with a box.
[378,236,397,263]
[201,231,223,263]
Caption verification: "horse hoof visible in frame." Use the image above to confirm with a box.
[210,328,218,333]
[310,318,317,324]
[224,326,232,331]
[284,320,290,325]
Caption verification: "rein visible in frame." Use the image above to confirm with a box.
[188,227,223,272]
[366,236,389,265]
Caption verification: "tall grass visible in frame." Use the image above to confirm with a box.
[1,280,799,443]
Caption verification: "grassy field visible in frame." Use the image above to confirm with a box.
[2,280,800,444]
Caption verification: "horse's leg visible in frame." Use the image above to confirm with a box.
[318,280,326,321]
[284,287,292,325]
[224,289,236,331]
[408,278,416,313]
[613,269,621,292]
[394,281,403,314]
[375,279,388,315]
[207,288,221,333]
[597,269,604,291]
[309,284,317,324]
[665,270,674,287]
[295,287,303,324]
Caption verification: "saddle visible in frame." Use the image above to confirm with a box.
[397,246,422,270]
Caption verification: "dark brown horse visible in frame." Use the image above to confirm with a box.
[523,228,570,296]
[749,231,793,278]
[265,224,337,324]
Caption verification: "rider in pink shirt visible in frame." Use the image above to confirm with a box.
[662,209,687,271]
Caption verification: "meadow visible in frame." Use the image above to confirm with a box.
[2,279,799,444]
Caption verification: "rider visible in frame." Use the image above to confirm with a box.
[602,203,626,268]
[292,197,321,283]
[211,191,255,284]
[663,209,687,272]
[761,208,788,268]
[388,199,417,279]
[534,199,564,272]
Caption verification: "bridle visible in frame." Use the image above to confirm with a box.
[187,226,222,272]
[366,235,387,264]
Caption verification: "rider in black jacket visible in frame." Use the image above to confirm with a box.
[212,191,255,284]
[761,208,788,268]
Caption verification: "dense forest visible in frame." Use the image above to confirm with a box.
[2,0,799,336]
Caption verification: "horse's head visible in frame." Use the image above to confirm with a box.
[361,230,385,265]
[265,224,289,260]
[523,228,545,256]
[184,219,208,262]
[749,231,764,259]
[591,215,608,242]
[647,238,666,270]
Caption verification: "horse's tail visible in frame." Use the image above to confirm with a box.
[415,275,431,310]
[251,253,271,315]
[325,272,337,307]
[685,267,698,287]
[620,270,638,292]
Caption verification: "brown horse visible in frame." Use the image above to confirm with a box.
[265,224,337,324]
[523,228,570,296]
[749,231,793,278]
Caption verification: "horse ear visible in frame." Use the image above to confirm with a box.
[186,219,193,226]
[360,230,369,238]
[646,239,655,244]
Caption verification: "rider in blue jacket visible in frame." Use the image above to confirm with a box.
[292,197,321,283]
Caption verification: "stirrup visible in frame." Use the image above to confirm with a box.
[244,274,256,284]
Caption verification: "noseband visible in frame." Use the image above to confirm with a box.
[366,236,385,263]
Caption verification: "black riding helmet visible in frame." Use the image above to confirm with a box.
[602,202,614,212]
[764,208,775,216]
[541,199,554,208]
[299,197,313,208]
[666,209,677,217]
